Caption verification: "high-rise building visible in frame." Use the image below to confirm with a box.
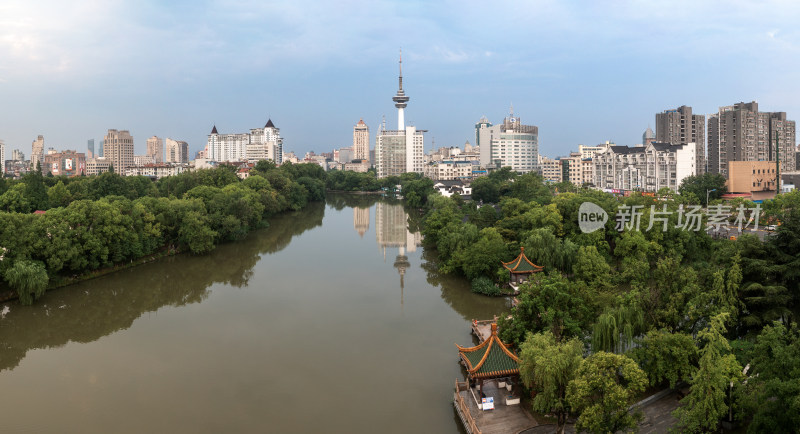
[147,136,164,163]
[165,138,189,163]
[374,53,424,178]
[11,149,24,161]
[31,135,44,172]
[0,140,4,176]
[475,107,539,173]
[707,101,796,177]
[98,140,104,157]
[353,119,369,162]
[87,139,95,159]
[656,105,706,174]
[103,129,134,174]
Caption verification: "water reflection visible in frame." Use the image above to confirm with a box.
[0,202,325,372]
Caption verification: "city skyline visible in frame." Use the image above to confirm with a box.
[2,1,800,159]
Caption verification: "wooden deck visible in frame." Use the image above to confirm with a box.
[471,318,497,343]
[454,379,537,434]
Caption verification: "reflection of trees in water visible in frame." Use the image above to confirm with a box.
[420,249,510,321]
[325,192,396,211]
[0,203,324,372]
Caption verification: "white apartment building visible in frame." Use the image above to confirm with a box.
[593,142,696,191]
[207,119,283,164]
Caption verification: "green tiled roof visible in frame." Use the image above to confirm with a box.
[457,324,520,379]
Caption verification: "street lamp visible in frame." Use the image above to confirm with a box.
[706,188,717,206]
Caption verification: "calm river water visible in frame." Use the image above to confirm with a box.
[0,194,509,433]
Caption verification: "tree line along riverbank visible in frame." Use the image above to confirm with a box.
[0,160,328,305]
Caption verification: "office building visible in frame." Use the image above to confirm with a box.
[87,139,95,159]
[86,157,112,175]
[147,136,164,163]
[0,140,4,175]
[475,108,539,173]
[353,119,370,162]
[103,129,134,174]
[708,101,796,177]
[656,105,706,174]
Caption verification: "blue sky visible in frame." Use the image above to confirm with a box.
[1,0,799,159]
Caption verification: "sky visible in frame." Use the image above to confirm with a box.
[1,0,800,160]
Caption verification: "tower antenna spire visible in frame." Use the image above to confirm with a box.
[399,48,403,90]
[392,48,410,130]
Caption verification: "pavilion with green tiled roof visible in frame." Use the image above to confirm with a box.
[502,246,544,284]
[456,323,520,390]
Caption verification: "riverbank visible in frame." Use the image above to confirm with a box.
[326,189,387,195]
[0,247,180,303]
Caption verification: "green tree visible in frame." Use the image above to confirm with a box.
[572,245,612,291]
[499,272,592,346]
[520,331,584,434]
[22,170,49,210]
[567,352,647,434]
[453,227,508,280]
[674,314,743,433]
[5,259,49,305]
[47,180,72,208]
[629,329,697,388]
[179,211,218,254]
[471,176,501,203]
[740,322,800,433]
[678,173,727,205]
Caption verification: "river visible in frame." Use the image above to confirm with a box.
[0,194,510,433]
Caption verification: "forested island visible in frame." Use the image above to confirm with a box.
[415,168,799,433]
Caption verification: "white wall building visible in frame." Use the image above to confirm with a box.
[593,142,696,191]
[207,120,283,165]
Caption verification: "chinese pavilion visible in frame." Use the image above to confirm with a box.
[456,323,520,392]
[502,247,543,284]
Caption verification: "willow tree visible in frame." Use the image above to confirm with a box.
[520,331,583,434]
[674,313,743,433]
[591,296,645,353]
[5,259,49,305]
